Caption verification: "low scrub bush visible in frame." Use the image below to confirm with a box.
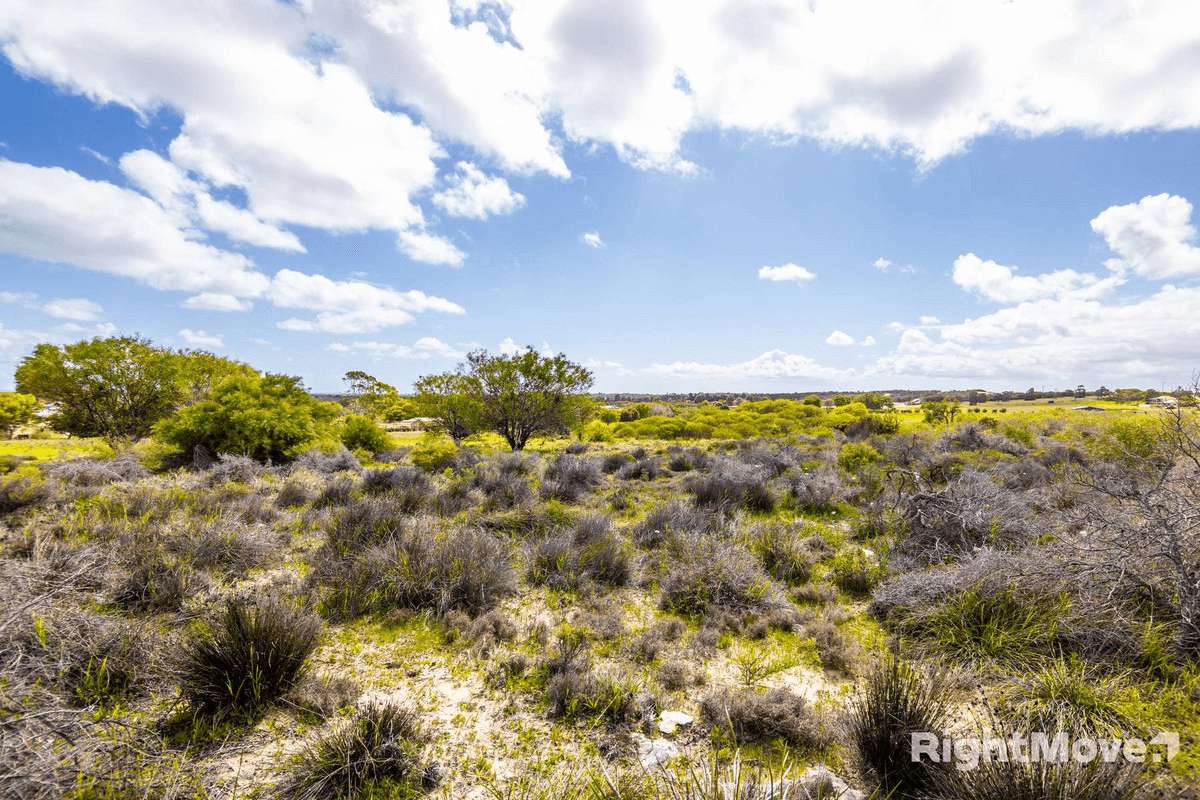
[410,439,459,473]
[0,474,51,515]
[616,456,664,481]
[312,476,358,508]
[930,757,1146,800]
[600,452,634,474]
[287,671,362,720]
[280,701,439,799]
[473,470,533,510]
[786,467,850,513]
[829,548,887,597]
[360,466,432,513]
[632,501,712,549]
[43,454,150,486]
[993,658,1138,738]
[700,686,834,750]
[809,616,860,673]
[847,655,953,798]
[529,516,631,590]
[753,525,816,586]
[539,454,601,502]
[341,414,394,454]
[294,447,363,475]
[661,538,785,615]
[177,598,321,717]
[545,668,639,724]
[687,460,775,514]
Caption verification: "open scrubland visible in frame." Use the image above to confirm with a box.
[1,402,1199,799]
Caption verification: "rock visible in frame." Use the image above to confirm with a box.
[631,732,680,768]
[657,710,694,734]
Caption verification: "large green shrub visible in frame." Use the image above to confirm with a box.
[156,374,339,463]
[341,414,393,454]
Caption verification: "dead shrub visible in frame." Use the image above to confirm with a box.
[700,686,834,750]
[529,516,631,590]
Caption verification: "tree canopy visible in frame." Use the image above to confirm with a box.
[415,347,594,451]
[14,336,253,442]
[155,373,339,462]
[0,393,39,439]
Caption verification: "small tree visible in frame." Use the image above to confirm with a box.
[0,393,39,439]
[156,374,339,463]
[429,347,594,451]
[832,394,852,407]
[16,336,187,441]
[802,394,822,407]
[922,399,961,427]
[412,373,478,444]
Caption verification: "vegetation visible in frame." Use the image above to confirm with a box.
[2,337,1198,798]
[156,372,339,462]
[0,392,38,438]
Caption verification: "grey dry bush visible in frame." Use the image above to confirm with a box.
[661,537,786,616]
[753,524,817,585]
[539,454,602,502]
[293,447,363,475]
[786,467,851,513]
[529,515,631,590]
[616,456,665,481]
[700,686,834,750]
[633,501,713,549]
[687,459,776,514]
[42,453,151,486]
[360,466,433,513]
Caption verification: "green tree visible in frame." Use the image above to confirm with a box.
[15,336,187,441]
[802,394,822,407]
[441,347,594,451]
[832,394,852,407]
[156,374,338,463]
[412,372,479,444]
[0,393,39,438]
[921,399,962,427]
[342,370,377,414]
[853,392,894,410]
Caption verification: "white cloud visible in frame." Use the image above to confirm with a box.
[498,337,521,356]
[919,315,941,325]
[79,145,110,165]
[5,0,1200,184]
[325,342,351,352]
[648,349,852,384]
[582,232,605,249]
[397,230,467,266]
[42,298,102,321]
[0,291,37,306]
[861,335,876,346]
[179,328,223,348]
[269,269,464,334]
[825,330,855,346]
[182,293,254,312]
[1090,194,1200,279]
[873,257,892,271]
[432,162,525,220]
[951,253,1117,304]
[758,263,816,283]
[0,159,272,297]
[585,358,634,376]
[344,337,464,360]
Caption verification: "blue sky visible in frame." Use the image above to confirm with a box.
[3,0,1200,394]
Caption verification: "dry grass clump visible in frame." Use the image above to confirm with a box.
[177,597,321,717]
[616,456,664,481]
[541,633,640,724]
[807,614,860,673]
[310,518,516,620]
[753,524,818,586]
[43,453,151,486]
[529,515,631,591]
[312,476,358,508]
[359,466,433,513]
[280,701,440,800]
[286,671,363,720]
[600,452,634,474]
[293,447,363,475]
[700,686,835,750]
[629,617,686,663]
[0,473,52,514]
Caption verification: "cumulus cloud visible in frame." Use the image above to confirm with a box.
[758,263,816,283]
[1090,194,1200,279]
[432,162,525,220]
[5,0,1200,183]
[648,349,851,383]
[498,337,520,355]
[825,330,855,346]
[582,232,605,249]
[182,293,254,312]
[42,298,102,321]
[179,328,223,348]
[873,257,892,271]
[0,159,271,297]
[269,269,464,334]
[343,336,464,360]
[397,230,467,266]
[951,253,1117,303]
[870,195,1200,383]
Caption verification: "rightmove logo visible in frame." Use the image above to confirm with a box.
[911,731,1180,771]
